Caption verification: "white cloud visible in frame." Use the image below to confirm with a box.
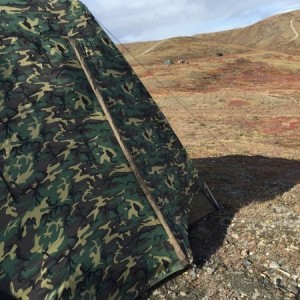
[81,0,300,42]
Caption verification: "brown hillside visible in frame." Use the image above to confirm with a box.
[195,10,300,54]
[121,10,300,67]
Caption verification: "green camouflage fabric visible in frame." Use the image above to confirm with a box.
[0,1,211,299]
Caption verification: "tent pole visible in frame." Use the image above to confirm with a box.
[68,38,190,266]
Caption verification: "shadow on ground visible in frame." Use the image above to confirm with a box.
[189,155,300,265]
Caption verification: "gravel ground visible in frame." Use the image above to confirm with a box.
[139,155,300,300]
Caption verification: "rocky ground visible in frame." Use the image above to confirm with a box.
[139,156,300,300]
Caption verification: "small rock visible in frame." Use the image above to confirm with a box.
[290,286,299,295]
[263,263,269,268]
[260,276,270,285]
[279,286,287,293]
[277,260,284,266]
[169,285,177,291]
[242,240,249,248]
[242,259,252,267]
[206,267,215,275]
[270,261,280,269]
[287,292,296,299]
[289,244,299,251]
[277,268,291,278]
[179,291,187,297]
[291,275,299,281]
[241,249,248,256]
[152,290,161,296]
[167,290,175,297]
[240,291,247,297]
[231,233,239,239]
[189,269,197,278]
[248,254,257,262]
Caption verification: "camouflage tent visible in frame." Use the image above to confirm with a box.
[0,1,216,299]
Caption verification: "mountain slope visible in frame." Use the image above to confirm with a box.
[195,10,300,53]
[121,10,300,66]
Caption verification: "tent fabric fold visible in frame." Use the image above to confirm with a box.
[0,1,214,299]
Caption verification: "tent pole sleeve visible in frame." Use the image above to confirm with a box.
[68,38,190,266]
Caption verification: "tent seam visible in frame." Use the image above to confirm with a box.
[68,37,190,266]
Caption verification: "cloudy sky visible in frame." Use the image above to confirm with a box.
[81,0,300,43]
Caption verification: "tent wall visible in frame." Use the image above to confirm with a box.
[0,1,214,299]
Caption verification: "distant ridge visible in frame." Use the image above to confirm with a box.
[194,10,300,53]
[121,10,300,60]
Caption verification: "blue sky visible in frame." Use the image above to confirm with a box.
[81,0,300,42]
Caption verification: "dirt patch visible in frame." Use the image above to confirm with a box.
[224,116,300,135]
[228,99,250,107]
[260,117,300,134]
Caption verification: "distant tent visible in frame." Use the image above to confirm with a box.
[164,58,174,65]
[0,1,216,299]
